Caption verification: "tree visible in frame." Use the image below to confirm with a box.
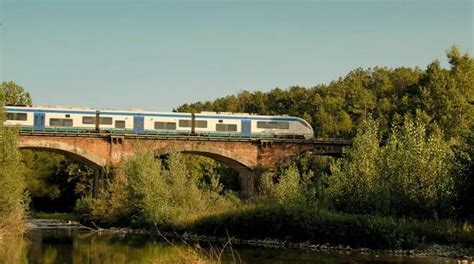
[0,105,27,234]
[380,116,454,218]
[452,125,474,220]
[328,118,385,214]
[0,81,32,106]
[416,46,474,140]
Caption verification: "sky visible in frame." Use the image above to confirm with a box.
[0,0,472,111]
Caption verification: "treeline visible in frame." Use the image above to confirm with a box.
[177,46,473,141]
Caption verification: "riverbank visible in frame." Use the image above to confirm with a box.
[4,225,466,264]
[31,205,474,261]
[20,216,473,263]
[185,204,474,249]
[79,225,474,261]
[75,205,474,261]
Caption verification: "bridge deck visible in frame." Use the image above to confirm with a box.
[19,131,351,145]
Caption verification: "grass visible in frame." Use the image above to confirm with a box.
[185,203,474,250]
[30,212,80,222]
[154,227,242,264]
[0,208,26,237]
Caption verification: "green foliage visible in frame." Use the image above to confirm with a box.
[329,116,454,218]
[181,154,239,192]
[30,212,79,221]
[381,116,454,217]
[261,164,312,205]
[21,150,65,199]
[0,106,28,235]
[126,147,173,225]
[190,204,474,249]
[81,146,237,227]
[175,46,473,141]
[452,125,474,220]
[328,118,386,214]
[76,167,131,223]
[21,150,95,212]
[0,81,32,106]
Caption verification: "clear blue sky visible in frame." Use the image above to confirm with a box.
[0,0,472,111]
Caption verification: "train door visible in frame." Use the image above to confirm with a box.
[133,116,145,134]
[241,119,251,137]
[33,112,45,130]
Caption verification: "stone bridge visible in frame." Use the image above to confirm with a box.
[18,132,351,198]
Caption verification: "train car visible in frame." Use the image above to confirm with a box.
[3,106,314,139]
[193,112,313,139]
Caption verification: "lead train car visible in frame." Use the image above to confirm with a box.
[3,106,314,139]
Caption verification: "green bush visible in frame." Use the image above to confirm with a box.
[0,107,28,235]
[79,145,237,228]
[328,116,455,219]
[189,203,474,249]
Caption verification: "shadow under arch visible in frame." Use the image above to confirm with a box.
[154,144,255,175]
[155,145,256,198]
[182,151,253,175]
[18,141,106,170]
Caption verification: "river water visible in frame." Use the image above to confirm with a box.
[0,224,461,263]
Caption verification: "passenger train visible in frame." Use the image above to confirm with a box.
[3,106,314,139]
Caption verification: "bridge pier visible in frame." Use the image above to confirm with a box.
[92,168,105,198]
[239,170,256,199]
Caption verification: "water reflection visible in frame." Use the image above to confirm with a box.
[0,228,460,264]
[25,229,207,264]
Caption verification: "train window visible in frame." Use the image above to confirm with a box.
[179,120,191,127]
[115,120,125,129]
[257,121,289,130]
[278,122,290,129]
[257,121,275,129]
[154,122,177,130]
[82,116,113,125]
[195,120,207,128]
[216,124,237,132]
[99,117,113,125]
[50,118,73,127]
[6,112,27,121]
[82,116,95,124]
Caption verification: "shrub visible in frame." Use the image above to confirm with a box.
[0,108,28,236]
[79,145,237,228]
[328,116,455,219]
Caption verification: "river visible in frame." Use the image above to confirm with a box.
[0,221,462,263]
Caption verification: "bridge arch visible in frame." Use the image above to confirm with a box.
[154,144,257,198]
[154,144,256,175]
[18,140,107,170]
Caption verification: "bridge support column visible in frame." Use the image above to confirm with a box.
[92,168,104,198]
[239,170,256,199]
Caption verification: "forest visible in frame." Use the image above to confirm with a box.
[0,46,472,249]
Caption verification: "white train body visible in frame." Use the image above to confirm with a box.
[3,106,314,139]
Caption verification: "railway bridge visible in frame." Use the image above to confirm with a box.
[18,132,351,198]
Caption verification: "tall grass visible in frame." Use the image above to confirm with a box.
[188,203,474,249]
[0,207,26,237]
